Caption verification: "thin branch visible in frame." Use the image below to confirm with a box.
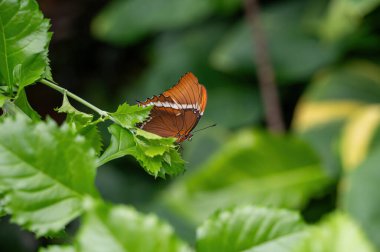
[244,0,285,132]
[39,78,110,118]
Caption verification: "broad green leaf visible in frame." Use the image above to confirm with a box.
[110,103,151,129]
[320,0,380,41]
[343,145,380,249]
[98,125,184,177]
[39,246,76,252]
[14,89,41,121]
[91,0,214,45]
[162,129,330,223]
[293,213,375,252]
[0,0,51,89]
[76,200,192,252]
[197,206,307,252]
[0,114,98,236]
[210,1,339,82]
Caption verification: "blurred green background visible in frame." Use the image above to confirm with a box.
[2,0,380,250]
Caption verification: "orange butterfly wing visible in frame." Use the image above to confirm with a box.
[138,73,207,142]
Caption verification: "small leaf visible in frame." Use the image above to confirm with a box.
[0,113,98,236]
[79,125,103,156]
[293,213,375,252]
[196,205,307,252]
[56,94,102,155]
[98,125,184,177]
[57,93,93,130]
[97,124,135,167]
[76,200,192,252]
[110,103,151,129]
[0,0,51,89]
[14,89,41,121]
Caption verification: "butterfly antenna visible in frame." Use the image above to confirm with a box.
[192,123,217,134]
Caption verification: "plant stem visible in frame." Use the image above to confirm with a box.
[244,0,285,133]
[39,78,109,118]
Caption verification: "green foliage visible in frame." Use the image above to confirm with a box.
[14,89,41,121]
[162,130,330,223]
[1,0,380,250]
[210,1,339,82]
[293,61,380,176]
[57,94,94,130]
[110,103,152,129]
[92,0,215,45]
[56,94,102,155]
[0,114,98,236]
[39,246,76,252]
[321,0,380,41]
[293,213,375,252]
[196,205,307,252]
[0,0,50,91]
[75,200,192,252]
[343,146,380,249]
[99,125,184,177]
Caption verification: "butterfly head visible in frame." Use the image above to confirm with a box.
[176,132,193,143]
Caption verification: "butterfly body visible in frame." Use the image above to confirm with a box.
[138,72,207,142]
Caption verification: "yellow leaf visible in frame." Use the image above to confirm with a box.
[341,105,380,171]
[293,101,364,132]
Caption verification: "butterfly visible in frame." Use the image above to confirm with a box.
[138,72,207,142]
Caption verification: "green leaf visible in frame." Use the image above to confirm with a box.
[91,0,214,45]
[133,129,183,177]
[0,92,9,107]
[39,246,76,252]
[162,129,330,223]
[57,93,93,129]
[98,125,184,177]
[320,0,380,41]
[197,205,307,252]
[0,114,98,236]
[110,103,151,129]
[97,124,136,166]
[293,213,375,252]
[0,0,51,89]
[56,93,102,155]
[76,200,192,252]
[343,145,380,249]
[79,124,103,156]
[210,1,339,82]
[14,89,41,121]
